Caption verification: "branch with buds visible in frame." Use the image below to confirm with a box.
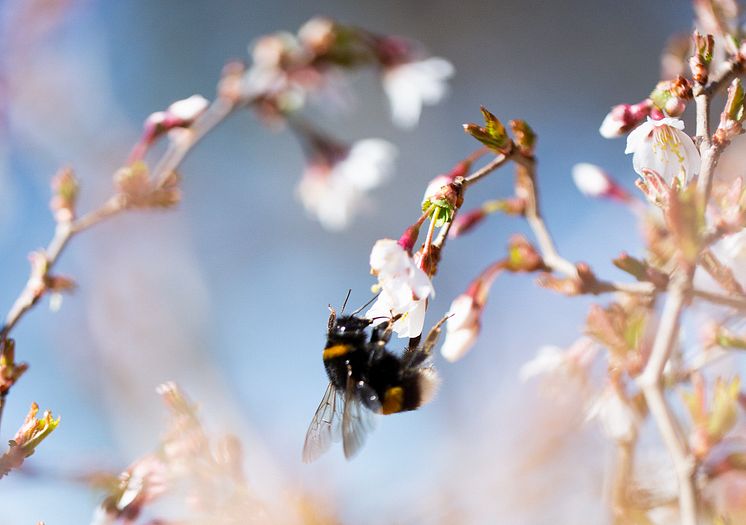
[0,17,453,477]
[350,3,746,522]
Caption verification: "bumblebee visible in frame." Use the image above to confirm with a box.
[302,297,444,462]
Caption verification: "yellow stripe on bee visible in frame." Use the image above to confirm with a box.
[323,344,351,360]
[382,386,404,415]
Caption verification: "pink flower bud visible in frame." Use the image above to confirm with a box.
[440,294,480,362]
[449,208,486,237]
[298,17,336,54]
[397,225,420,253]
[440,262,502,361]
[132,96,210,163]
[572,163,612,197]
[572,163,630,201]
[166,94,209,123]
[599,100,652,138]
[664,96,686,117]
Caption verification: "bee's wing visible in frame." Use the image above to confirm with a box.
[302,382,344,463]
[341,374,377,459]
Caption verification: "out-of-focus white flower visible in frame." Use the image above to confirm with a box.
[586,384,639,443]
[365,239,434,338]
[440,294,480,362]
[343,139,397,190]
[625,117,700,185]
[645,507,680,525]
[520,339,598,382]
[296,139,396,230]
[520,346,567,381]
[383,57,454,129]
[599,100,652,138]
[713,229,746,287]
[633,452,679,515]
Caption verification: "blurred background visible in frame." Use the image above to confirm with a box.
[0,0,691,523]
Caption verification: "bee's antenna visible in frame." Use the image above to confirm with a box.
[350,292,380,316]
[341,289,352,314]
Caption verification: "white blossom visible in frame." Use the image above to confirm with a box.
[520,339,598,383]
[440,294,480,362]
[586,385,639,443]
[383,57,454,129]
[519,345,567,382]
[343,139,397,190]
[713,229,746,288]
[365,239,434,338]
[296,139,396,230]
[625,117,700,185]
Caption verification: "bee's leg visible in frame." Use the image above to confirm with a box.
[404,314,450,367]
[370,313,402,346]
[421,314,450,355]
[327,306,337,334]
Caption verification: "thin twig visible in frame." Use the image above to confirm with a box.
[697,144,722,213]
[511,153,578,277]
[593,280,656,296]
[0,98,237,344]
[462,153,510,187]
[152,97,238,188]
[611,437,637,523]
[637,269,698,525]
[462,148,659,296]
[691,288,746,311]
[0,395,5,441]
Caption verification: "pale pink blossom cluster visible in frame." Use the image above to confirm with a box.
[365,239,435,338]
[296,139,397,230]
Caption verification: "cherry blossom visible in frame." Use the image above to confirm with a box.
[383,57,454,129]
[296,139,396,230]
[585,384,639,443]
[625,117,700,185]
[519,338,598,383]
[712,229,746,288]
[365,239,434,338]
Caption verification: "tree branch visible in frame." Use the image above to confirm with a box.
[637,269,698,525]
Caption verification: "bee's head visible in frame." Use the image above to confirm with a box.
[330,314,372,337]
